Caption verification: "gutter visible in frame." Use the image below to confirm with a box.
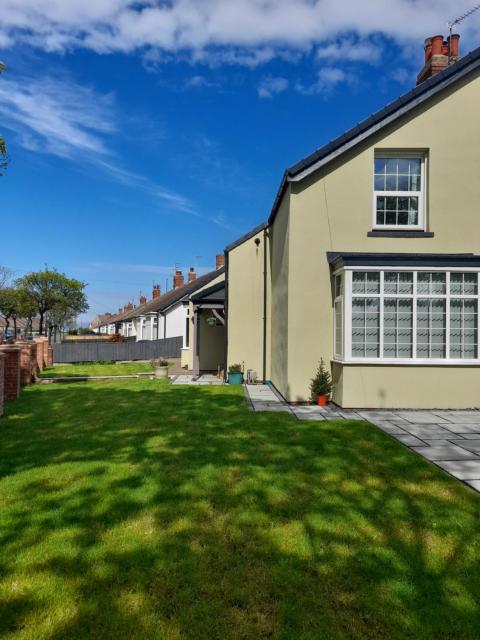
[262,227,268,383]
[224,249,229,382]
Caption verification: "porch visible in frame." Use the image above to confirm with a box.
[191,281,226,378]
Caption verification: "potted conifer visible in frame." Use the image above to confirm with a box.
[310,359,333,406]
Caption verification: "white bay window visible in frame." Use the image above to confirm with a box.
[335,268,480,363]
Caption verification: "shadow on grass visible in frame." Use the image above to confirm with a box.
[0,380,479,639]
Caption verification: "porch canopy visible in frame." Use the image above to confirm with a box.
[190,281,226,377]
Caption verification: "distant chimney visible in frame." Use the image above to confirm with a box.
[139,295,147,305]
[118,307,123,314]
[173,269,184,289]
[152,284,161,299]
[126,302,134,310]
[188,267,196,283]
[216,253,225,270]
[417,33,460,85]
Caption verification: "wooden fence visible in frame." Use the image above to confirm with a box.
[52,337,183,363]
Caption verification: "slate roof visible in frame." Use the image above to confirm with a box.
[225,221,268,253]
[191,281,225,303]
[327,252,480,269]
[102,267,225,326]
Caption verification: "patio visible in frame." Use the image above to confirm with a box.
[245,385,480,492]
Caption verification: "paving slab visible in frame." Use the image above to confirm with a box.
[357,411,408,422]
[436,423,480,434]
[371,421,408,435]
[410,445,480,461]
[432,411,480,423]
[396,411,449,424]
[394,434,427,447]
[434,459,480,480]
[455,432,480,439]
[252,403,290,412]
[400,425,455,439]
[465,479,480,491]
[292,407,326,421]
[450,439,480,453]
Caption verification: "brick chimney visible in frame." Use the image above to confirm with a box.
[216,253,225,270]
[152,284,161,299]
[139,295,147,305]
[126,302,134,310]
[173,270,184,289]
[188,267,196,283]
[417,33,460,85]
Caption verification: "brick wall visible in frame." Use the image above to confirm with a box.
[0,346,21,400]
[18,342,37,386]
[33,337,45,371]
[0,353,4,417]
[33,337,49,371]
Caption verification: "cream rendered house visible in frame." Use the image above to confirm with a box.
[225,34,480,408]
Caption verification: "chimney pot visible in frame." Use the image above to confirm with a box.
[417,33,460,85]
[431,34,444,55]
[188,267,196,283]
[448,33,460,58]
[173,269,184,289]
[216,253,225,270]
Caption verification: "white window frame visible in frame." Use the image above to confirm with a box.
[372,152,427,231]
[335,266,480,365]
[333,273,344,359]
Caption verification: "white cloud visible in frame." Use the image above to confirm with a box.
[0,72,203,217]
[185,74,219,89]
[297,67,354,95]
[0,75,114,159]
[1,0,479,63]
[316,37,381,63]
[257,75,289,99]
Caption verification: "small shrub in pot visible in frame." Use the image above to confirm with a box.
[309,359,333,406]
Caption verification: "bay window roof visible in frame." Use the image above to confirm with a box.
[327,252,480,270]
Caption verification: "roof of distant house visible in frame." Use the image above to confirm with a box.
[101,267,225,326]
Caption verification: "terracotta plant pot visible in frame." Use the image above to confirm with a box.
[316,394,328,406]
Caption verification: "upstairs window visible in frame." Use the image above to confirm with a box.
[373,155,425,230]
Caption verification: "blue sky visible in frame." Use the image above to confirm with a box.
[1,1,479,322]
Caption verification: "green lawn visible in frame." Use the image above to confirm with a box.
[0,381,479,639]
[39,361,153,378]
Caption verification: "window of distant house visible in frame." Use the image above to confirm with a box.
[373,154,425,230]
[335,269,479,363]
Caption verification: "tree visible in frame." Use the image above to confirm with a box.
[0,287,23,338]
[0,61,7,176]
[0,265,13,290]
[16,268,89,336]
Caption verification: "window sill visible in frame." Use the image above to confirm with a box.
[367,230,434,238]
[333,358,480,367]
